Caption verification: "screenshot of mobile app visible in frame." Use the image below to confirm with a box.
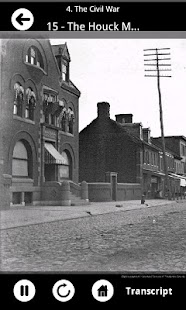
[0,0,186,305]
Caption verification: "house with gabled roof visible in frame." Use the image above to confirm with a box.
[79,102,143,184]
[79,102,184,201]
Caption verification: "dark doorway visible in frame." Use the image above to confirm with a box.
[111,175,117,201]
[45,163,57,181]
[25,192,33,205]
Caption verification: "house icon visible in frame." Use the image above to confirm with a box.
[97,285,108,297]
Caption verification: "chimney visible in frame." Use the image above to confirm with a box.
[97,102,110,118]
[115,114,133,124]
[143,128,151,143]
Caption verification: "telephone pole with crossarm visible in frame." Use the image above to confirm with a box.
[143,47,172,200]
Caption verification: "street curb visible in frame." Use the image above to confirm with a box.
[1,200,184,230]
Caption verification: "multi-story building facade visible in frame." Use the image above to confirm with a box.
[79,102,185,200]
[79,103,143,185]
[142,136,165,199]
[153,136,186,192]
[153,136,186,175]
[0,39,81,208]
[113,118,166,198]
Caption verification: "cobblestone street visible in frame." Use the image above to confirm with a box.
[1,202,186,272]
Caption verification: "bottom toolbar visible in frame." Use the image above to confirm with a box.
[0,273,185,305]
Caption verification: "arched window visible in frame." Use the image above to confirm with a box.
[59,151,72,180]
[58,107,67,131]
[67,108,75,134]
[25,46,44,69]
[25,88,36,120]
[12,141,30,177]
[42,92,57,124]
[13,83,24,117]
[55,100,65,127]
[62,60,68,81]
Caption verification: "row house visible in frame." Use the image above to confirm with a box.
[113,117,164,198]
[152,137,186,194]
[153,136,186,176]
[116,121,184,198]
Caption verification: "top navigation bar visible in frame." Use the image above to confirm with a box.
[0,2,186,32]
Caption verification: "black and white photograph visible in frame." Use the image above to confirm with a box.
[0,38,186,272]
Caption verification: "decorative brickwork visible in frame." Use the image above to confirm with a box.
[0,39,80,208]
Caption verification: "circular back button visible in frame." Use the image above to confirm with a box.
[11,8,34,31]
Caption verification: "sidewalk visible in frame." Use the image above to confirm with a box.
[0,199,181,230]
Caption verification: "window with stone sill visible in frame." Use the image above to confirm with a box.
[25,46,44,70]
[59,108,67,131]
[13,83,24,117]
[43,93,57,125]
[25,88,36,121]
[42,95,75,134]
[12,141,32,178]
[67,108,75,134]
[181,162,184,174]
[61,59,68,81]
[160,156,163,171]
[58,107,75,134]
[144,150,150,164]
[59,151,72,180]
[181,144,186,157]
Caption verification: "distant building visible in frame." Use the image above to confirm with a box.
[153,136,186,176]
[0,39,81,208]
[153,136,186,192]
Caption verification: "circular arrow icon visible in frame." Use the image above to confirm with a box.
[11,8,34,30]
[52,280,75,302]
[57,284,71,298]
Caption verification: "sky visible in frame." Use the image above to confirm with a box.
[50,39,186,137]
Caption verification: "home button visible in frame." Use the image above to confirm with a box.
[92,279,114,302]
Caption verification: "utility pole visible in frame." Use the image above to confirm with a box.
[143,48,172,200]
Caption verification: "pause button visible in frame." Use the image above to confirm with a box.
[13,280,36,302]
[20,284,29,296]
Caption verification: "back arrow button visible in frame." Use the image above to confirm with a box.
[16,13,31,26]
[11,8,34,30]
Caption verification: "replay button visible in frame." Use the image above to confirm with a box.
[11,8,34,30]
[52,280,75,302]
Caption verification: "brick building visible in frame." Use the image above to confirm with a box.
[153,136,186,176]
[0,39,81,208]
[152,136,186,192]
[79,102,143,201]
[79,102,184,200]
[79,102,143,185]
